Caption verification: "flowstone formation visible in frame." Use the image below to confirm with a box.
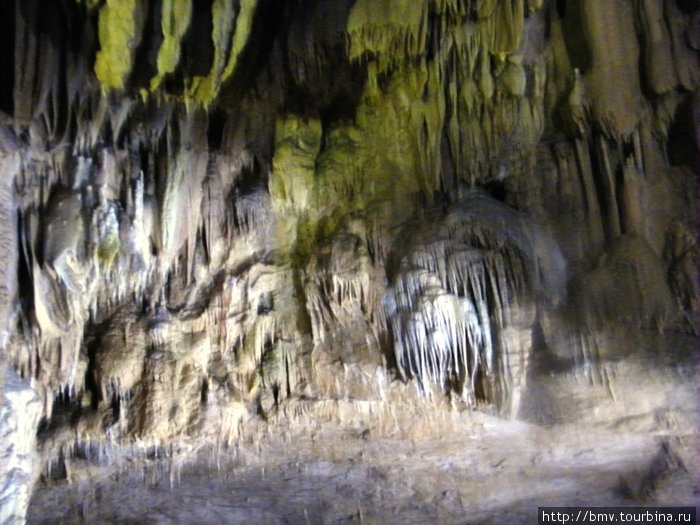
[384,193,564,416]
[0,0,697,522]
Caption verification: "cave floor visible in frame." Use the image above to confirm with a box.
[27,333,700,524]
[26,414,699,524]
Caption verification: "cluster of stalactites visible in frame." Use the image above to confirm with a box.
[383,194,534,412]
[6,98,272,421]
[347,0,537,71]
[304,227,382,348]
[87,0,259,105]
[341,0,549,207]
[344,0,699,209]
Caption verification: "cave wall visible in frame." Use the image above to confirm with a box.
[0,0,698,521]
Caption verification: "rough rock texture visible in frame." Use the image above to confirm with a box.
[25,332,700,523]
[0,367,41,525]
[0,0,697,522]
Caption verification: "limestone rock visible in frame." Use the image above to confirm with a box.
[0,0,696,520]
[0,366,41,525]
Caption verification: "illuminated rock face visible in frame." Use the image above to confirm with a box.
[0,0,698,521]
[0,368,41,525]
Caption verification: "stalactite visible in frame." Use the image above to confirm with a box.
[150,0,193,92]
[185,0,260,106]
[159,110,208,277]
[94,0,144,90]
[222,0,259,82]
[637,0,677,95]
[347,0,429,69]
[484,0,525,58]
[580,0,645,138]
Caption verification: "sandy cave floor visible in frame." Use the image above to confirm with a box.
[27,334,700,524]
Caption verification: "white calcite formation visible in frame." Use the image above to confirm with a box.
[0,367,41,525]
[384,193,548,415]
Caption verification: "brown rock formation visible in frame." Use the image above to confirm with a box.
[0,0,697,522]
